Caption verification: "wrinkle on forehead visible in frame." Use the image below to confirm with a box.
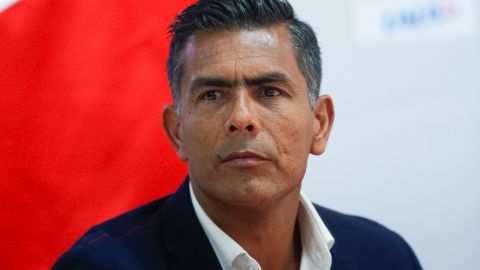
[191,55,281,68]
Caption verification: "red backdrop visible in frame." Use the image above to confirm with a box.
[0,1,193,269]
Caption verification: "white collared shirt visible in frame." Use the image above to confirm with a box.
[189,183,335,270]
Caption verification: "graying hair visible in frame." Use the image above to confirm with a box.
[167,0,322,109]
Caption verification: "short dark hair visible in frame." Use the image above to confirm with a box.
[167,0,322,109]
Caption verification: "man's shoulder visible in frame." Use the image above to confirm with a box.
[53,180,222,270]
[313,204,422,270]
[313,203,402,241]
[53,195,175,270]
[99,195,172,238]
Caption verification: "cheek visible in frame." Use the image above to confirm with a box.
[266,111,314,175]
[181,113,221,159]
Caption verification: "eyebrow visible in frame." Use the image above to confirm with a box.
[245,72,291,86]
[189,72,292,92]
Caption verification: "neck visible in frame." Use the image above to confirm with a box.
[193,186,302,270]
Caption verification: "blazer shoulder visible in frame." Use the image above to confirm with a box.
[53,195,174,270]
[314,204,422,270]
[99,195,172,238]
[313,204,402,242]
[52,226,145,270]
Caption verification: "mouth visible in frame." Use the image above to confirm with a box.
[220,151,269,168]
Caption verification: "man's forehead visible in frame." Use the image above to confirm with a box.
[182,25,293,62]
[177,24,307,98]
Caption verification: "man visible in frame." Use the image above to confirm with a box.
[53,0,422,269]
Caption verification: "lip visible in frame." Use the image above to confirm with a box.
[221,151,268,168]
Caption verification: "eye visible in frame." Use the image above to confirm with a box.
[201,90,220,101]
[262,88,280,97]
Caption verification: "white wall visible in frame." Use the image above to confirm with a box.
[291,0,480,269]
[0,0,17,13]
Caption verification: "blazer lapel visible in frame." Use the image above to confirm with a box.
[161,178,222,270]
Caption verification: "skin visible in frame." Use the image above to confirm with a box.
[163,24,334,270]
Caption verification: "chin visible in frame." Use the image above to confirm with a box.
[222,179,285,207]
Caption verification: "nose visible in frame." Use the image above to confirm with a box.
[224,93,260,137]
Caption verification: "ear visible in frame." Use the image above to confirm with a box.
[310,95,335,155]
[162,105,188,161]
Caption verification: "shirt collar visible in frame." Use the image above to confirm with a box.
[297,190,334,269]
[190,183,335,270]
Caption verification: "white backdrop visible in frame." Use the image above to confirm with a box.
[291,0,480,269]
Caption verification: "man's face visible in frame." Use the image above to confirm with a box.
[163,25,333,207]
